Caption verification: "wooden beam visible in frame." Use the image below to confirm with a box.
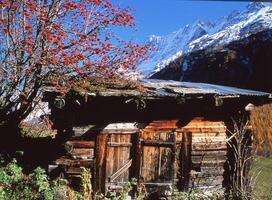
[94,134,108,193]
[107,142,132,147]
[180,132,192,191]
[140,139,181,147]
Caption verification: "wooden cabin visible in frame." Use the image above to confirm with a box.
[43,79,272,196]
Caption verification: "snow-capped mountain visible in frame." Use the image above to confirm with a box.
[139,21,210,75]
[138,3,272,77]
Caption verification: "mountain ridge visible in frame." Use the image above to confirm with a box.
[138,2,272,79]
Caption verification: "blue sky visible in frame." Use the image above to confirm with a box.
[112,0,248,43]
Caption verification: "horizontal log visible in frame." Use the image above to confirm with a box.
[192,147,227,152]
[73,125,96,137]
[66,141,95,148]
[192,142,227,151]
[192,161,226,168]
[192,135,226,139]
[67,174,81,179]
[73,123,138,136]
[192,182,223,188]
[143,127,226,133]
[198,168,225,176]
[190,132,226,137]
[176,127,226,133]
[143,182,173,186]
[191,155,227,162]
[142,120,179,129]
[66,167,82,175]
[107,142,132,147]
[70,148,94,155]
[191,150,227,156]
[69,148,94,159]
[192,138,226,143]
[191,176,224,186]
[74,129,137,137]
[140,139,178,147]
[55,157,94,167]
[193,185,222,190]
[99,129,138,134]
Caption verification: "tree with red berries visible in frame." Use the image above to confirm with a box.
[0,0,148,133]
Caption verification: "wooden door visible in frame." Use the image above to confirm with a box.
[138,129,177,192]
[104,133,133,193]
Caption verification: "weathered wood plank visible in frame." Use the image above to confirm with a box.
[107,142,132,147]
[109,159,132,182]
[73,123,138,136]
[191,137,226,143]
[55,157,94,167]
[177,128,226,133]
[141,146,159,182]
[192,160,226,168]
[66,167,82,175]
[140,139,180,147]
[191,155,227,162]
[180,132,192,191]
[192,142,227,151]
[143,120,179,129]
[191,150,227,156]
[191,176,224,187]
[68,148,94,160]
[66,141,95,148]
[95,134,108,193]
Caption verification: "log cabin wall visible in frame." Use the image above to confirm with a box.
[137,119,227,194]
[43,79,272,196]
[49,118,227,195]
[186,119,227,190]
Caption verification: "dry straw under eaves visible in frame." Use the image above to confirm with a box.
[250,103,272,154]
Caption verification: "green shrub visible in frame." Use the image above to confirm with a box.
[0,159,53,200]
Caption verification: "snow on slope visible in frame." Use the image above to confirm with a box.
[138,3,272,77]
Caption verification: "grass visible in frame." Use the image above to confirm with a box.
[251,156,272,199]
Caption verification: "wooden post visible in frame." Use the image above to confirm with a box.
[171,131,177,193]
[134,130,142,182]
[180,132,192,191]
[94,133,108,193]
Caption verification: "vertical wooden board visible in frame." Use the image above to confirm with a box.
[175,144,181,180]
[119,134,124,182]
[118,134,129,182]
[141,146,149,181]
[95,134,108,193]
[176,132,183,142]
[160,131,166,141]
[141,130,157,182]
[141,146,159,182]
[106,145,114,183]
[159,147,172,180]
[107,135,114,182]
[112,134,119,177]
[124,135,131,182]
[180,132,192,191]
